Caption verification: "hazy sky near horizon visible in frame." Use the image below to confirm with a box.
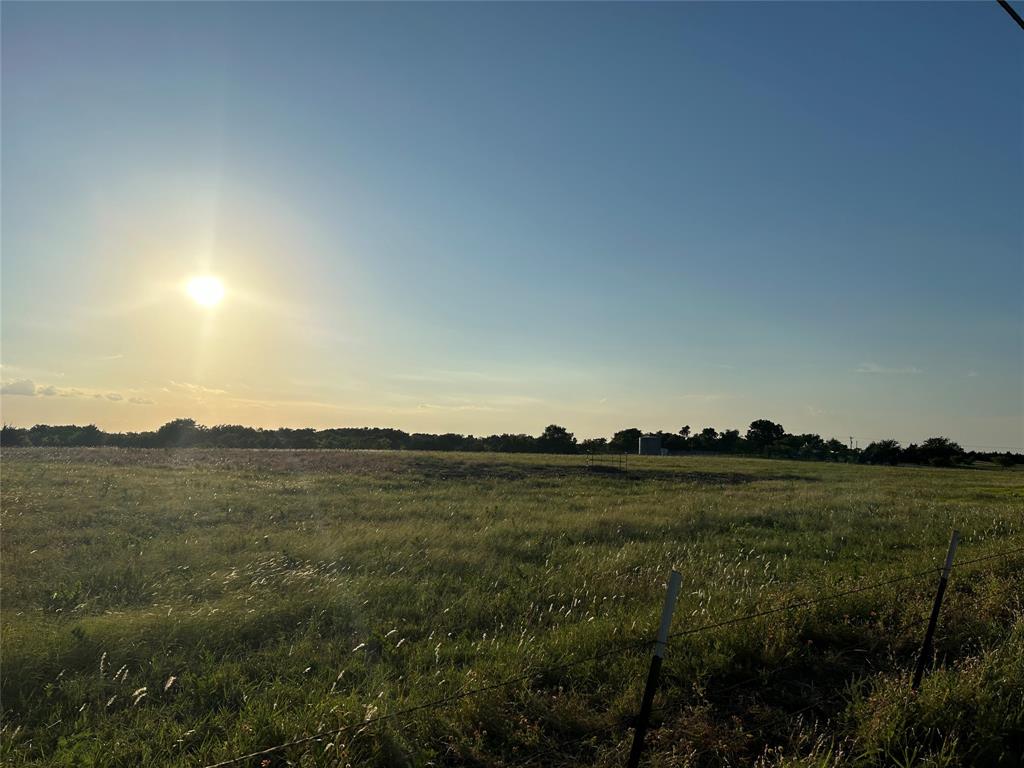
[2,2,1022,449]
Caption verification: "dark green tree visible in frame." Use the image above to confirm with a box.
[718,429,742,451]
[536,424,577,454]
[824,438,848,461]
[580,437,608,454]
[0,425,29,446]
[746,419,785,450]
[69,424,105,447]
[154,418,202,448]
[609,428,643,454]
[918,437,964,467]
[861,439,902,466]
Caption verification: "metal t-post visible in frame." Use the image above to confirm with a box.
[626,570,682,768]
[912,530,960,690]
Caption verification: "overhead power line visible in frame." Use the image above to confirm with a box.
[997,0,1024,30]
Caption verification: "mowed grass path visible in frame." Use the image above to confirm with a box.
[1,449,1021,767]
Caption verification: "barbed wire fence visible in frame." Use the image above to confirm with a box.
[201,542,1024,768]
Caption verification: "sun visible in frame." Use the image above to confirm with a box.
[186,276,225,307]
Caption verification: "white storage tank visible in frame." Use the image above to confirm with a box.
[638,434,662,456]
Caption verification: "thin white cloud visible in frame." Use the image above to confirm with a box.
[169,381,228,396]
[417,402,497,412]
[390,369,524,385]
[675,392,733,401]
[389,392,543,412]
[1,379,36,396]
[855,362,921,375]
[1,378,145,403]
[0,364,66,379]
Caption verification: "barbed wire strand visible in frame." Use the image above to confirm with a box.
[201,545,1022,768]
[509,550,1024,767]
[955,546,1024,569]
[200,636,654,768]
[666,568,939,643]
[664,544,1024,646]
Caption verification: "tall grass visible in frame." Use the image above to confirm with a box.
[1,449,1020,766]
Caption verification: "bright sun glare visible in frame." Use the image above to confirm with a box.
[186,276,225,307]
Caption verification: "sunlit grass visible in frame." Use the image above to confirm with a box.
[1,450,1020,766]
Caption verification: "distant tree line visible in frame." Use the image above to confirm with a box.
[1,418,1019,468]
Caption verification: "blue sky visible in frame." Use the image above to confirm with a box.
[2,1,1021,449]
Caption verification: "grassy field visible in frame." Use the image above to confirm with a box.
[1,449,1022,767]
